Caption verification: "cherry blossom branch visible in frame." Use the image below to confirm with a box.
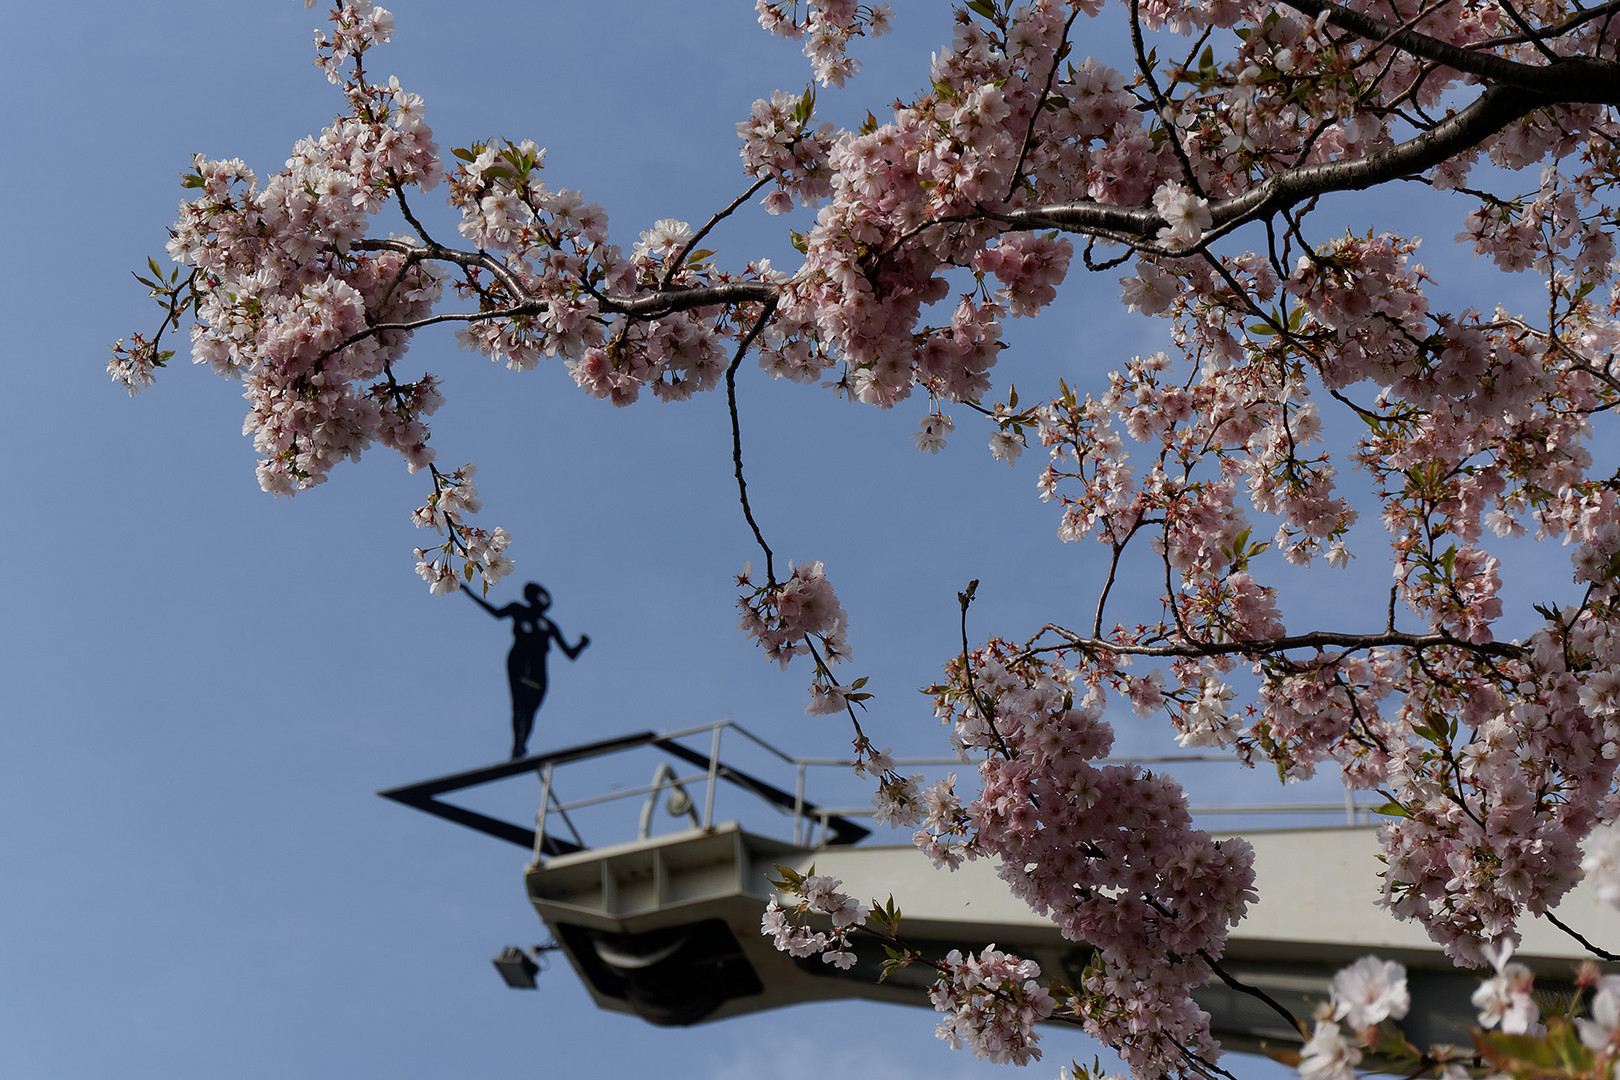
[1474,0,1620,50]
[1091,515,1155,638]
[994,82,1556,244]
[659,175,773,290]
[1278,0,1620,93]
[146,266,199,351]
[355,237,532,300]
[1495,0,1562,64]
[354,237,779,316]
[389,181,441,250]
[1028,624,1528,661]
[958,579,1017,762]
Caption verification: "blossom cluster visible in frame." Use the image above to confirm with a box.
[1296,952,1620,1080]
[925,641,1257,1075]
[411,464,513,594]
[1298,956,1410,1080]
[930,945,1056,1066]
[764,866,1055,1066]
[1029,202,1620,969]
[754,0,894,87]
[761,869,869,971]
[736,88,836,214]
[736,560,857,713]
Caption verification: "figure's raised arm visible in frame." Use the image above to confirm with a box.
[557,627,590,661]
[460,584,504,618]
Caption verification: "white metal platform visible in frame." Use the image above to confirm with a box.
[382,721,1620,1051]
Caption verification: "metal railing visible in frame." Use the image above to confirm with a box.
[379,719,1382,861]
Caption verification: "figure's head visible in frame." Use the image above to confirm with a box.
[524,582,551,609]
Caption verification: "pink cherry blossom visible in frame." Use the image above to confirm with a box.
[1330,956,1410,1031]
[1298,1021,1361,1080]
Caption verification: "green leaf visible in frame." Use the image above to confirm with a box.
[1478,1030,1562,1071]
[793,84,816,125]
[789,230,808,254]
[767,863,808,892]
[966,0,998,20]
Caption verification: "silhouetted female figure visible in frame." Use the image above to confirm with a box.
[463,582,590,759]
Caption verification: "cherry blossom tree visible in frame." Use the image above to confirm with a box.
[116,0,1620,1076]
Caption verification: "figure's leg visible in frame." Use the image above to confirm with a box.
[511,671,550,759]
[507,651,532,758]
[511,696,544,757]
[512,705,536,760]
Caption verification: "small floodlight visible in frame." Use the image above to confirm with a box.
[493,945,540,990]
[665,786,693,816]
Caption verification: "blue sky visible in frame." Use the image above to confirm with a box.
[0,2,1551,1077]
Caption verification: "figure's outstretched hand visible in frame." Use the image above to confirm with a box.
[460,584,499,616]
[578,635,591,649]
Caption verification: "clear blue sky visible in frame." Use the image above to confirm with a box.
[0,3,1543,1078]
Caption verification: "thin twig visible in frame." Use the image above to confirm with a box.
[1005,7,1083,203]
[1545,911,1620,961]
[726,296,781,586]
[660,175,773,290]
[958,581,1017,760]
[1198,949,1309,1037]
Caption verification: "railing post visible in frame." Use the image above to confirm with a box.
[533,762,555,862]
[703,723,723,829]
[793,762,806,847]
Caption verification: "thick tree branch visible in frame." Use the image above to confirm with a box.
[355,238,778,317]
[1030,623,1529,661]
[1279,0,1620,95]
[994,82,1562,244]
